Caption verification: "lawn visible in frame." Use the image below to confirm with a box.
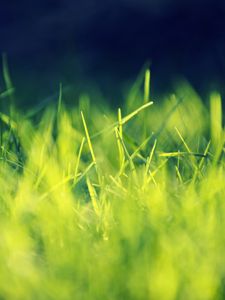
[0,66,225,300]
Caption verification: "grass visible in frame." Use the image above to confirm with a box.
[0,66,225,300]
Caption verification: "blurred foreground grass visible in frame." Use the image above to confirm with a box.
[0,68,225,300]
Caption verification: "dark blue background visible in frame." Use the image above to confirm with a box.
[1,0,225,106]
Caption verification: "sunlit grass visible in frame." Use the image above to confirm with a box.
[0,66,225,299]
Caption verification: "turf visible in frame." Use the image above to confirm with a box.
[0,68,225,300]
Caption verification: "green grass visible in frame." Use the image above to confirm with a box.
[0,67,225,300]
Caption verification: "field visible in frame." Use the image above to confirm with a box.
[0,66,225,300]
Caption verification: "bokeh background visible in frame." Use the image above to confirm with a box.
[1,0,225,107]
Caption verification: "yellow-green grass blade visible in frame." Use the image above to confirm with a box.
[81,111,96,165]
[0,112,17,130]
[210,92,224,161]
[144,69,151,104]
[86,176,100,216]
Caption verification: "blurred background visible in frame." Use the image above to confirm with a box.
[0,0,225,107]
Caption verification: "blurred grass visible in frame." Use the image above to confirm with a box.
[0,66,225,300]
